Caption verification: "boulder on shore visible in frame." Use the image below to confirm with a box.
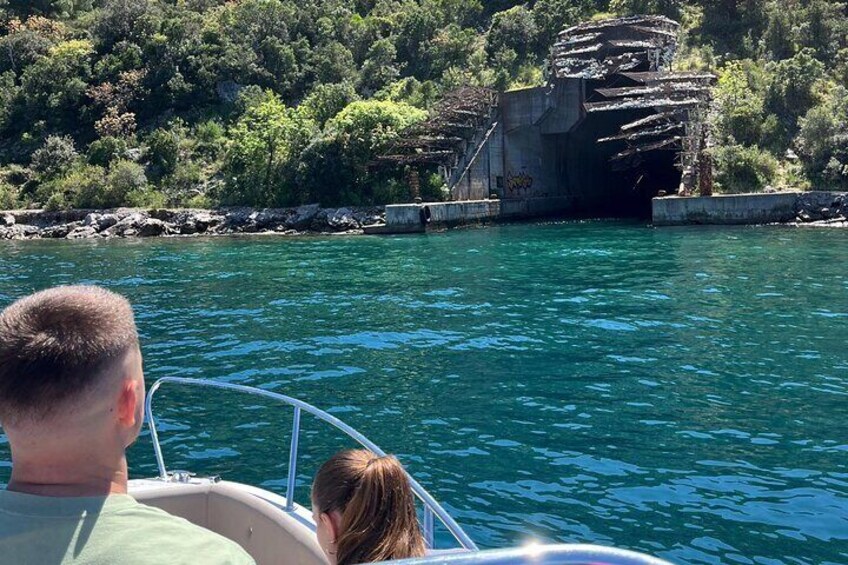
[66,226,98,239]
[0,224,38,240]
[795,192,848,224]
[289,204,320,231]
[138,218,168,237]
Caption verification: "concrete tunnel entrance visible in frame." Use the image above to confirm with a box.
[562,109,682,218]
[378,16,713,227]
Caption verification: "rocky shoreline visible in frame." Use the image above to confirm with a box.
[1,191,845,241]
[792,191,848,227]
[0,205,385,240]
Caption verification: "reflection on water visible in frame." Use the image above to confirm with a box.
[0,222,846,564]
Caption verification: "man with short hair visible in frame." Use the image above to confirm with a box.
[0,286,254,564]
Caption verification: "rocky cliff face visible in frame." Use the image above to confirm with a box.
[0,206,385,240]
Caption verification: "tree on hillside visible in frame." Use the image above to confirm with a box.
[763,48,825,148]
[297,100,426,205]
[20,39,94,132]
[796,86,848,188]
[222,93,316,206]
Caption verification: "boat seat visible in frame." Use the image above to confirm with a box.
[133,481,327,565]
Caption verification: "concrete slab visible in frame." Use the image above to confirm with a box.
[652,192,801,226]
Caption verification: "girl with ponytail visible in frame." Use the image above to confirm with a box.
[311,449,427,565]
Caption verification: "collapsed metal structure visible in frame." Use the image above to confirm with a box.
[379,86,499,189]
[552,15,679,80]
[555,16,714,194]
[379,15,714,212]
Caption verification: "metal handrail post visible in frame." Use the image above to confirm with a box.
[285,406,301,512]
[144,378,169,480]
[423,506,435,549]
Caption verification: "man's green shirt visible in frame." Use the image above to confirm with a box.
[0,490,255,564]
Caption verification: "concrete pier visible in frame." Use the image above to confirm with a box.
[365,197,572,234]
[652,191,846,226]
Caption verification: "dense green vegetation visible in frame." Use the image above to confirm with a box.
[0,1,846,210]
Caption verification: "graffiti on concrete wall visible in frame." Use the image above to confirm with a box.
[505,171,533,197]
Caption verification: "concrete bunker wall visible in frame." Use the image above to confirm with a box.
[499,81,582,201]
[496,79,681,218]
[451,122,503,201]
[449,76,685,218]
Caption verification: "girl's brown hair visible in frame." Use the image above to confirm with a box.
[312,449,426,565]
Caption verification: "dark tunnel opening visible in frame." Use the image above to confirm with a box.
[561,109,682,219]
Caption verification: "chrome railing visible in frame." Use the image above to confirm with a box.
[145,377,478,552]
[394,544,674,565]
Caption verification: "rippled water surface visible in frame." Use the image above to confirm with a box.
[1,222,847,564]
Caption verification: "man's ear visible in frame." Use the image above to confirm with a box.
[117,378,139,428]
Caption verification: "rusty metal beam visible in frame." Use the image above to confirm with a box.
[608,39,665,49]
[611,137,681,160]
[378,150,455,164]
[597,123,682,143]
[620,71,715,83]
[620,111,680,130]
[585,98,701,112]
[394,137,465,149]
[595,84,711,98]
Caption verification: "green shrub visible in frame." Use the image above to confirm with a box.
[35,163,105,209]
[162,160,203,201]
[233,85,271,116]
[300,82,359,127]
[763,48,825,148]
[193,120,225,159]
[30,135,79,179]
[370,177,409,205]
[44,191,68,211]
[57,164,108,208]
[609,0,680,19]
[185,193,212,209]
[373,78,440,109]
[2,164,31,187]
[19,39,94,131]
[87,136,128,167]
[297,100,427,206]
[222,94,316,206]
[0,181,19,209]
[105,160,148,206]
[487,6,538,63]
[420,171,449,201]
[714,144,779,194]
[127,188,167,208]
[58,160,145,209]
[146,127,180,176]
[796,86,848,189]
[712,60,768,146]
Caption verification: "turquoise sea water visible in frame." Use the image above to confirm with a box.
[0,222,846,564]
